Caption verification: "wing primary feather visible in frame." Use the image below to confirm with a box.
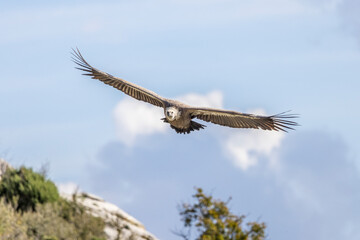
[190,108,299,132]
[73,48,299,132]
[72,48,166,108]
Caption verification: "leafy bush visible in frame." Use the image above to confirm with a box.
[0,197,106,240]
[22,202,77,240]
[0,166,59,212]
[0,165,106,239]
[58,196,106,240]
[177,188,266,240]
[22,198,106,240]
[0,200,28,239]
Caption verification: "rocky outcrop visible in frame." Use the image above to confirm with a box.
[0,159,158,240]
[61,192,158,240]
[0,158,12,181]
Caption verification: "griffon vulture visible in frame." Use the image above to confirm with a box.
[72,49,298,134]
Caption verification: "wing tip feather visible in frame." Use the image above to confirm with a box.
[71,48,93,72]
[271,110,300,132]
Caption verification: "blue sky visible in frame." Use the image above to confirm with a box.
[1,0,360,239]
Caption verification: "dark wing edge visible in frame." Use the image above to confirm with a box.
[71,48,166,108]
[268,111,300,132]
[189,108,299,132]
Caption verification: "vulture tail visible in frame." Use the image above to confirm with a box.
[161,118,206,134]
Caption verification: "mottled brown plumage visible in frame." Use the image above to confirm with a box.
[72,49,298,134]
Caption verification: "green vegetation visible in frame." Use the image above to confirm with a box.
[0,199,27,239]
[177,188,266,240]
[0,165,106,240]
[57,196,106,240]
[0,167,59,212]
[0,164,269,240]
[23,199,106,240]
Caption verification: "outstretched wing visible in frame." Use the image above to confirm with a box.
[72,49,167,108]
[189,108,298,132]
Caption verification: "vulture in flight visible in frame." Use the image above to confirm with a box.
[72,49,298,134]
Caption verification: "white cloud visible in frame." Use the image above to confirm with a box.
[113,98,167,146]
[113,90,223,146]
[283,178,323,212]
[296,0,341,9]
[0,0,323,44]
[337,0,360,44]
[57,182,80,195]
[223,109,285,171]
[113,94,286,170]
[176,90,223,108]
[82,19,103,33]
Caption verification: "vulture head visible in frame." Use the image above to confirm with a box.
[165,107,181,121]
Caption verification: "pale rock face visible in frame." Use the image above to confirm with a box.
[61,192,158,240]
[0,158,12,181]
[0,159,156,240]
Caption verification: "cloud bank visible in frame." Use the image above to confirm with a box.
[112,90,223,146]
[57,182,79,195]
[113,98,167,146]
[0,0,326,44]
[337,0,360,44]
[90,128,360,240]
[225,127,284,170]
[113,91,289,172]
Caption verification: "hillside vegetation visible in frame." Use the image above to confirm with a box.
[0,166,106,240]
[0,161,266,240]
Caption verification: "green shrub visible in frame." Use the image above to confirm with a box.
[0,166,106,239]
[42,237,58,240]
[0,166,59,212]
[16,198,106,240]
[177,188,266,240]
[58,196,106,240]
[0,200,28,240]
[22,202,77,239]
